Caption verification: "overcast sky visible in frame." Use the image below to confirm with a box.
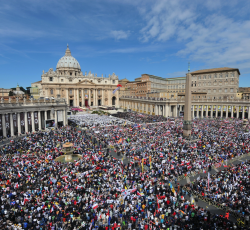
[0,0,250,88]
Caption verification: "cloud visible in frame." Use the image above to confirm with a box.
[138,0,250,72]
[110,30,130,40]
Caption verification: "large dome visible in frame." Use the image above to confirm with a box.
[56,45,81,70]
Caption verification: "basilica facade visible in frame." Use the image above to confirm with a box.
[31,45,119,107]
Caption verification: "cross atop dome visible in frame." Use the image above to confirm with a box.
[65,44,71,56]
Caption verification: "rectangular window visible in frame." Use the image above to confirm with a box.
[85,90,87,93]
[69,90,73,94]
[230,88,234,93]
[61,79,64,82]
[225,88,227,93]
[69,79,72,82]
[49,77,53,81]
[213,89,216,93]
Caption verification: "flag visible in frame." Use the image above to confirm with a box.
[118,138,122,144]
[149,156,152,169]
[18,172,22,178]
[15,183,19,189]
[50,206,54,213]
[141,158,144,173]
[24,198,29,205]
[137,191,142,197]
[92,203,98,209]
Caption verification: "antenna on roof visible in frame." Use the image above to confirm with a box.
[188,62,190,73]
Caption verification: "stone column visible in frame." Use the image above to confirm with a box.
[17,112,21,135]
[201,105,204,118]
[63,109,67,126]
[248,107,250,119]
[31,111,35,132]
[236,106,239,118]
[174,105,178,117]
[102,90,104,105]
[82,89,84,106]
[24,112,28,133]
[93,89,96,106]
[243,106,245,119]
[10,113,14,137]
[73,89,76,107]
[77,89,79,107]
[108,90,112,106]
[89,89,91,106]
[192,106,194,119]
[2,114,6,137]
[116,90,119,108]
[165,104,169,117]
[45,110,47,123]
[205,106,208,118]
[54,110,58,128]
[66,88,69,105]
[38,111,41,130]
[155,105,158,115]
[216,106,218,118]
[96,89,98,106]
[226,106,228,118]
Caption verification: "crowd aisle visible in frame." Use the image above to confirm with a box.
[0,112,249,229]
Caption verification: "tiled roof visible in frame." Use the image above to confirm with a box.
[191,67,240,75]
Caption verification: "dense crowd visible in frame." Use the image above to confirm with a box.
[0,112,249,229]
[113,112,169,124]
[68,114,133,128]
[186,161,250,224]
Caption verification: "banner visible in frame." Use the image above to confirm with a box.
[213,106,216,111]
[223,106,226,111]
[20,113,25,127]
[239,106,242,112]
[13,113,17,131]
[27,112,31,126]
[203,105,206,111]
[229,106,231,111]
[233,106,236,113]
[218,106,221,111]
[245,106,248,112]
[34,112,38,124]
[5,114,10,134]
[149,156,152,169]
[208,106,211,111]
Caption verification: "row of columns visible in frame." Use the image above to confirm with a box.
[121,100,250,119]
[121,101,179,117]
[0,109,68,137]
[66,88,119,107]
[192,105,250,119]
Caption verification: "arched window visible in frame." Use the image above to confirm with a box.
[50,89,53,94]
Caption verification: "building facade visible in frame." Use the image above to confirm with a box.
[31,45,119,107]
[119,67,249,119]
[0,98,68,137]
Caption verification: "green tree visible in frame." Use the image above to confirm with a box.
[9,91,14,96]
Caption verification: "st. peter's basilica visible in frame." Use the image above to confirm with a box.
[31,45,119,107]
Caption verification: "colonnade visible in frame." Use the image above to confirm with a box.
[0,109,68,137]
[192,105,250,119]
[65,88,119,107]
[120,99,250,119]
[120,100,179,117]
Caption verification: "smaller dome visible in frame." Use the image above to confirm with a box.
[56,45,81,70]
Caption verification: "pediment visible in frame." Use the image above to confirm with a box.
[77,80,96,85]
